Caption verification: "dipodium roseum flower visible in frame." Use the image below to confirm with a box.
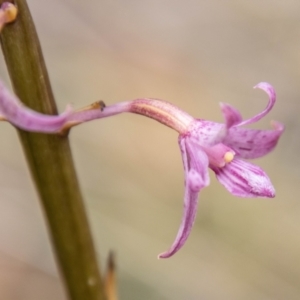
[67,82,283,258]
[0,81,72,132]
[158,83,283,258]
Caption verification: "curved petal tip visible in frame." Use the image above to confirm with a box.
[271,120,284,132]
[238,82,276,126]
[253,82,276,100]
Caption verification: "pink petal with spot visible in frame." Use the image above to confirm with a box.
[224,122,284,159]
[212,158,275,198]
[190,120,225,147]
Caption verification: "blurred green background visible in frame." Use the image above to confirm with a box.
[0,0,298,299]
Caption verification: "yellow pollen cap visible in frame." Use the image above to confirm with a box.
[224,151,234,163]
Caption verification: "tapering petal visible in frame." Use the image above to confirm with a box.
[0,81,71,132]
[212,158,275,198]
[224,121,284,159]
[220,102,243,128]
[238,82,276,126]
[159,137,209,258]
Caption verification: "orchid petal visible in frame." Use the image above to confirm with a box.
[238,82,276,126]
[220,102,243,128]
[158,137,209,258]
[224,121,284,159]
[190,120,225,147]
[212,158,275,198]
[0,81,71,132]
[185,138,210,187]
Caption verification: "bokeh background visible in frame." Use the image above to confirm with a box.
[0,0,299,299]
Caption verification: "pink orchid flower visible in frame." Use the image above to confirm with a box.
[0,80,283,258]
[158,82,283,258]
[67,82,283,258]
[0,0,283,260]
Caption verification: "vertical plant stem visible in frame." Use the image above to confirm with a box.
[0,1,106,299]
